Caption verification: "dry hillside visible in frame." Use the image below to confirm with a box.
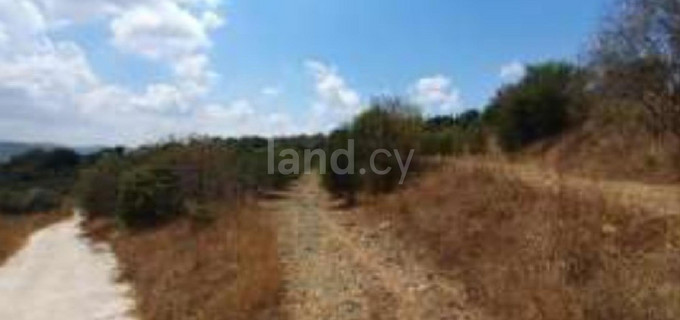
[356,158,680,320]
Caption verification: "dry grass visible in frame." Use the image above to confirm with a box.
[0,210,70,265]
[528,115,680,184]
[86,203,283,320]
[362,162,680,320]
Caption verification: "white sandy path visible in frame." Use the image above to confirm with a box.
[0,213,136,320]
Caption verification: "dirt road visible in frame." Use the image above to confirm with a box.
[0,213,135,320]
[269,162,679,320]
[267,174,480,320]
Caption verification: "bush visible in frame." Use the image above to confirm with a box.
[74,137,309,229]
[0,188,59,214]
[116,168,184,228]
[322,97,422,201]
[322,128,362,202]
[22,188,60,213]
[421,126,486,156]
[487,62,585,151]
[75,154,124,217]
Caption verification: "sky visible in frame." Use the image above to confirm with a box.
[0,0,609,146]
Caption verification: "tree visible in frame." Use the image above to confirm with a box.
[322,97,422,203]
[589,0,680,137]
[487,62,584,151]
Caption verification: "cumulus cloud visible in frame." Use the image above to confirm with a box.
[410,75,462,115]
[110,1,213,60]
[0,0,289,145]
[0,0,46,40]
[500,61,526,81]
[305,60,363,132]
[306,60,361,113]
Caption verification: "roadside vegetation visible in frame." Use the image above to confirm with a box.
[75,136,317,319]
[0,148,85,264]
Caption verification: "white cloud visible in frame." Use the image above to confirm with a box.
[410,75,461,115]
[35,0,222,25]
[305,60,363,132]
[261,86,282,97]
[173,54,218,96]
[0,0,46,40]
[500,61,526,81]
[306,60,361,113]
[201,11,225,30]
[110,1,213,60]
[0,0,291,145]
[202,99,254,121]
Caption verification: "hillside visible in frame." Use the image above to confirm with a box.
[522,117,680,184]
[0,141,103,163]
[0,142,51,163]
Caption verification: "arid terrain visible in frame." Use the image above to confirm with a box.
[3,157,676,319]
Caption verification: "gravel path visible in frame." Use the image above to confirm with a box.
[0,213,135,320]
[269,175,479,320]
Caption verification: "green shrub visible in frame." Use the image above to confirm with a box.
[76,168,119,217]
[116,168,184,228]
[486,62,585,151]
[75,154,124,217]
[322,128,362,203]
[0,188,59,214]
[22,188,60,212]
[322,97,422,201]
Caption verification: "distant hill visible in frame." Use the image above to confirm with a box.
[0,142,103,163]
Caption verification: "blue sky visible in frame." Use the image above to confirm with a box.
[0,0,609,146]
[211,0,606,106]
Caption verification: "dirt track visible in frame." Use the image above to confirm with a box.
[269,163,679,319]
[268,174,480,320]
[0,213,135,320]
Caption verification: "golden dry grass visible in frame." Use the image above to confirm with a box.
[86,203,283,320]
[527,118,680,184]
[0,210,70,265]
[361,161,680,320]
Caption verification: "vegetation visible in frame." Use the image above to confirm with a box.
[485,62,586,151]
[361,161,680,320]
[116,168,184,228]
[421,110,486,156]
[322,98,422,203]
[0,148,83,214]
[85,203,282,320]
[589,0,680,138]
[74,137,310,228]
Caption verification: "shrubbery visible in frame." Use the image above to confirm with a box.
[322,98,422,202]
[421,110,486,156]
[74,153,124,217]
[74,137,307,228]
[0,147,82,214]
[116,168,184,228]
[486,62,585,151]
[0,188,59,214]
